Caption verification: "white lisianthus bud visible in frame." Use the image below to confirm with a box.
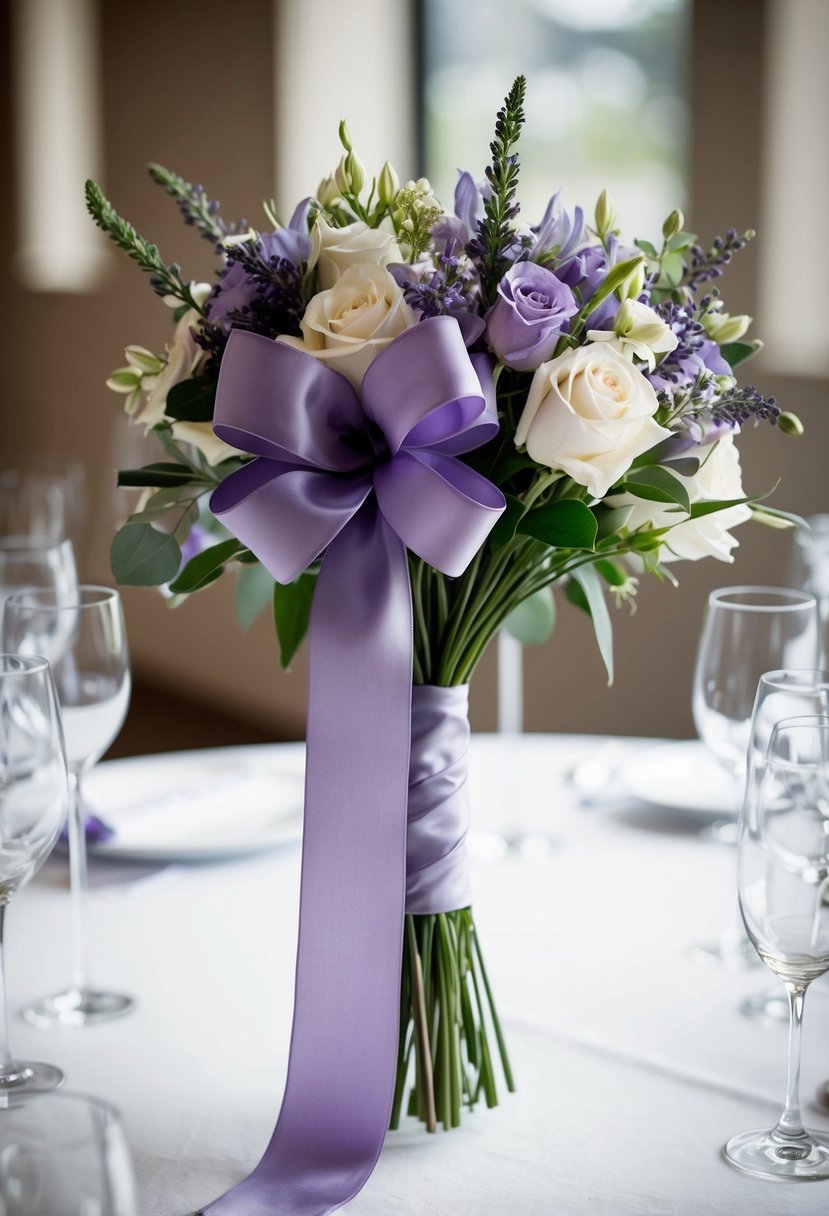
[316,174,342,208]
[124,346,164,375]
[346,151,365,195]
[662,209,684,240]
[334,156,350,195]
[378,161,400,207]
[702,309,753,344]
[587,300,679,371]
[622,262,646,300]
[595,189,616,239]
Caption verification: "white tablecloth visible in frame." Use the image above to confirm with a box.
[8,735,829,1215]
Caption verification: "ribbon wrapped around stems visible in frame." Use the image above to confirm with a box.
[199,317,504,1215]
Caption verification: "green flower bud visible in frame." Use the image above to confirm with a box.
[345,150,365,196]
[662,209,684,241]
[378,161,400,207]
[334,156,350,195]
[703,310,752,344]
[622,262,646,300]
[777,411,804,436]
[595,189,616,239]
[316,173,341,208]
[338,119,353,152]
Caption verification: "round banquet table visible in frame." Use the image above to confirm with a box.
[7,733,829,1215]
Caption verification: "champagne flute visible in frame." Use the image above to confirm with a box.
[0,1091,137,1213]
[2,587,133,1025]
[725,715,829,1180]
[691,586,819,966]
[0,655,68,1092]
[739,669,829,1023]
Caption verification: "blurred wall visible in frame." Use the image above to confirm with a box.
[2,0,826,743]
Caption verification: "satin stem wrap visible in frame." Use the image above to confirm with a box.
[199,319,504,1215]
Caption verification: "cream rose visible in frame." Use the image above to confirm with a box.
[310,217,401,291]
[607,433,752,562]
[279,264,416,391]
[515,343,673,499]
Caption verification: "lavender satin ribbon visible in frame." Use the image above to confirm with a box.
[200,318,503,1216]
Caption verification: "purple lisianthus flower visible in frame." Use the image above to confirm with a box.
[485,263,577,371]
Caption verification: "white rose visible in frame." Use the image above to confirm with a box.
[279,265,416,391]
[515,343,673,499]
[587,300,678,371]
[607,433,752,562]
[171,422,238,468]
[310,217,402,291]
[139,308,205,427]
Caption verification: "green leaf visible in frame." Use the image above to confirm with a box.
[571,564,614,685]
[661,251,685,287]
[634,238,658,258]
[111,523,181,586]
[593,504,634,541]
[518,500,597,550]
[164,378,216,423]
[502,586,555,645]
[687,494,753,520]
[488,494,525,551]
[580,254,644,318]
[117,462,197,488]
[750,504,806,531]
[492,448,537,484]
[660,457,700,478]
[235,562,275,631]
[622,466,691,513]
[594,558,627,587]
[273,572,316,669]
[720,339,763,367]
[127,486,198,523]
[167,538,247,594]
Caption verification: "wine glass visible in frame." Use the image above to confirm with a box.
[724,715,829,1180]
[0,1091,137,1213]
[0,655,68,1092]
[691,586,819,966]
[788,516,829,666]
[0,470,68,546]
[0,538,78,623]
[2,587,133,1025]
[740,669,829,1022]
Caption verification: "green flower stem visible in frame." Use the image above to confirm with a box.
[467,912,515,1092]
[406,915,437,1133]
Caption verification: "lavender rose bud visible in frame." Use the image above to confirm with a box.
[485,263,577,372]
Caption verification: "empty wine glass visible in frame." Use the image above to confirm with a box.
[788,516,829,665]
[0,655,67,1092]
[725,715,829,1180]
[739,669,829,1024]
[691,587,819,966]
[0,1091,137,1213]
[0,470,68,546]
[0,538,77,623]
[2,587,133,1025]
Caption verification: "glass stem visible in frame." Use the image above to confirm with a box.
[67,768,91,993]
[774,981,809,1141]
[0,903,11,1070]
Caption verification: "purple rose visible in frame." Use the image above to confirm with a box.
[485,263,577,371]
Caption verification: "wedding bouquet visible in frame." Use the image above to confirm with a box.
[88,76,801,1200]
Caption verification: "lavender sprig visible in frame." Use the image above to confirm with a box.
[84,180,206,313]
[683,228,755,293]
[466,76,526,310]
[690,383,780,428]
[148,164,244,250]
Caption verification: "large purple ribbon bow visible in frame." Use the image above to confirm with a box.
[200,316,504,1215]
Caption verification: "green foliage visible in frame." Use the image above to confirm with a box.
[273,572,317,669]
[111,522,181,586]
[167,539,248,595]
[472,76,527,308]
[164,379,216,423]
[570,565,613,685]
[720,340,763,367]
[147,163,226,244]
[488,494,525,551]
[117,463,199,488]
[502,586,555,645]
[84,180,205,312]
[621,466,691,513]
[518,500,597,550]
[235,563,275,631]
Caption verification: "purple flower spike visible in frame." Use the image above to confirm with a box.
[485,263,577,371]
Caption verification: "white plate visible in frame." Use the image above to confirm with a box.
[84,744,304,862]
[618,740,740,818]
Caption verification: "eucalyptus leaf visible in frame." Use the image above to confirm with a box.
[273,572,316,669]
[571,564,614,685]
[518,499,597,550]
[167,538,247,594]
[111,522,181,586]
[235,562,275,631]
[634,238,658,258]
[502,586,555,645]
